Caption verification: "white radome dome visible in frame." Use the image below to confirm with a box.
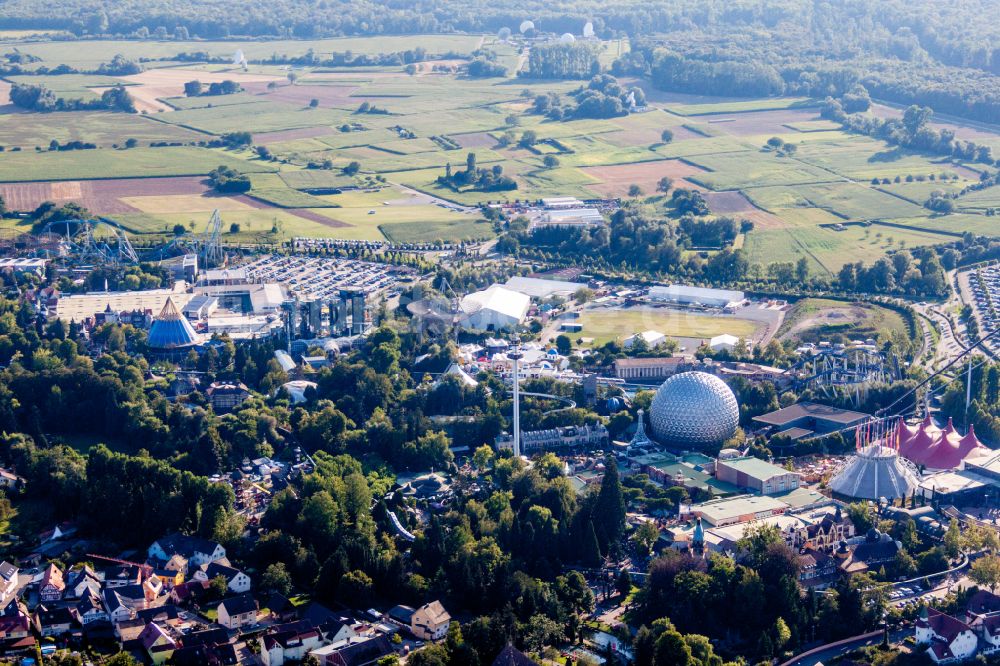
[649,371,739,447]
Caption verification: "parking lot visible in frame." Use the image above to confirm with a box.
[967,263,999,352]
[242,254,414,301]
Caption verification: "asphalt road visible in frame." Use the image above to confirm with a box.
[780,629,906,666]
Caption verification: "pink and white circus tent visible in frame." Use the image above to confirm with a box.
[897,415,990,470]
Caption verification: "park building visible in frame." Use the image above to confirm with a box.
[458,285,530,331]
[647,284,745,309]
[752,402,871,440]
[147,298,201,352]
[612,356,685,380]
[715,455,802,495]
[495,423,608,453]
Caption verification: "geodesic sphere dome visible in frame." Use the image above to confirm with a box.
[649,371,739,447]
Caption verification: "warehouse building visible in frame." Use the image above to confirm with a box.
[715,456,802,495]
[648,284,745,309]
[612,357,685,380]
[752,402,870,439]
[458,286,530,331]
[54,282,193,322]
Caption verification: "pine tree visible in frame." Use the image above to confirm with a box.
[583,520,602,567]
[594,455,626,551]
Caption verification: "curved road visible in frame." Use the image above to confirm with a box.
[780,629,904,666]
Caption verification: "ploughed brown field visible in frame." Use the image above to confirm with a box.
[582,158,709,197]
[0,176,213,213]
[702,190,788,229]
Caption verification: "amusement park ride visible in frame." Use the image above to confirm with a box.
[36,209,227,268]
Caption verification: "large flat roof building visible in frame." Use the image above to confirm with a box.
[648,284,745,308]
[459,285,530,331]
[692,495,789,527]
[752,402,870,438]
[504,276,587,299]
[716,456,802,495]
[54,282,193,322]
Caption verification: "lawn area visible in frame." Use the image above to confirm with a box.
[744,182,926,221]
[0,111,205,148]
[743,222,956,275]
[0,146,275,182]
[6,73,127,100]
[683,151,835,190]
[113,208,351,240]
[664,97,816,116]
[277,170,356,190]
[778,298,911,344]
[792,137,966,181]
[155,100,351,134]
[956,186,1000,212]
[575,307,761,346]
[248,188,339,208]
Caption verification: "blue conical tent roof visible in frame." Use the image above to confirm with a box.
[148,298,198,349]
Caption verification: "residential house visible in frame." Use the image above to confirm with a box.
[139,621,178,665]
[116,583,151,610]
[0,562,17,603]
[104,564,143,589]
[0,601,31,641]
[65,566,101,599]
[34,606,75,637]
[77,591,110,625]
[38,563,65,602]
[169,580,209,607]
[411,601,450,641]
[310,635,395,666]
[217,594,257,630]
[104,589,136,624]
[194,562,251,594]
[915,606,979,663]
[492,644,541,666]
[265,593,298,624]
[261,621,325,666]
[152,567,184,589]
[207,382,251,412]
[0,468,21,490]
[148,533,226,570]
[797,548,838,590]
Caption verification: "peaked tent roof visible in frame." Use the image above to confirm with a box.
[148,298,199,349]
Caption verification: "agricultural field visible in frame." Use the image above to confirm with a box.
[575,306,761,347]
[1,33,998,261]
[0,147,275,182]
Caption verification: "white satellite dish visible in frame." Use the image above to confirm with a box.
[583,22,595,38]
[519,20,535,34]
[498,27,512,41]
[559,33,576,44]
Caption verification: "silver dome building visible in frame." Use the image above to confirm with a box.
[649,371,740,448]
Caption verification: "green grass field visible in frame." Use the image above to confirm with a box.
[665,97,816,116]
[0,111,205,148]
[247,188,338,208]
[778,298,910,344]
[575,307,760,346]
[0,146,275,181]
